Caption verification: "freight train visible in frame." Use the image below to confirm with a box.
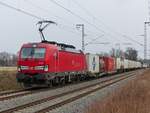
[16,40,144,87]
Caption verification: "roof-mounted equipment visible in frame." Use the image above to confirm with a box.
[37,20,57,41]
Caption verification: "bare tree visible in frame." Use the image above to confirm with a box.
[125,48,138,61]
[109,48,124,58]
[0,52,17,66]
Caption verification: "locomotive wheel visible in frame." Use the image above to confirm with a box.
[65,75,72,83]
[79,75,85,81]
[74,75,80,82]
[61,78,65,85]
[47,80,53,87]
[52,77,59,86]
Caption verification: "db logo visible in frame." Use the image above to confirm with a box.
[92,57,96,71]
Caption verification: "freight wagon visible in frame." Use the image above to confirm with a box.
[86,54,116,77]
[86,53,99,77]
[115,58,124,72]
[143,63,148,68]
[124,59,129,70]
[102,56,116,74]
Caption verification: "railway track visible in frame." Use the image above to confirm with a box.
[0,87,46,101]
[35,72,137,113]
[0,90,33,101]
[0,71,135,101]
[0,70,141,113]
[0,87,41,97]
[0,89,25,96]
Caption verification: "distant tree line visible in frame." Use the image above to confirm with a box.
[110,47,138,61]
[0,52,17,66]
[124,48,138,61]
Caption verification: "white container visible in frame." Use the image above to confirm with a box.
[124,59,129,69]
[128,60,132,69]
[132,61,135,68]
[143,63,148,68]
[116,58,124,70]
[86,54,99,74]
[137,62,142,68]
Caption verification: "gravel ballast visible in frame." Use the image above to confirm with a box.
[0,70,143,113]
[47,70,144,113]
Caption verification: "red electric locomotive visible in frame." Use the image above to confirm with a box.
[16,21,87,87]
[17,41,87,87]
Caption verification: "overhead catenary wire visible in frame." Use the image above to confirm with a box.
[48,0,137,47]
[10,0,114,49]
[0,0,142,54]
[47,0,120,49]
[23,0,107,42]
[48,0,108,34]
[72,0,144,47]
[71,0,125,42]
[0,1,82,36]
[25,0,84,36]
[84,34,104,46]
[23,0,73,25]
[0,1,44,20]
[24,0,102,37]
[0,0,105,42]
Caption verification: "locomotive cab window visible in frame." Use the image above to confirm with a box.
[21,47,46,59]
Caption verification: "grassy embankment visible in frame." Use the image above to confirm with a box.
[86,69,150,113]
[0,67,22,91]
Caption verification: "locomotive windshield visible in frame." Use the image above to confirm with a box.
[21,47,45,59]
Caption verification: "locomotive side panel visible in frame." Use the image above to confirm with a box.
[58,50,86,73]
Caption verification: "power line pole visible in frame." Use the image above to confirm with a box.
[148,0,150,21]
[76,24,85,52]
[147,0,150,60]
[144,22,150,60]
[144,22,147,60]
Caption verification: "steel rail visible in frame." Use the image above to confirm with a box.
[0,71,139,113]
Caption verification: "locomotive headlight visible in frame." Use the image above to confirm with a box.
[34,66,44,70]
[44,65,48,71]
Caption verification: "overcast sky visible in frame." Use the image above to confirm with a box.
[0,0,149,58]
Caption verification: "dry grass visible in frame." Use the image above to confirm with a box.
[0,70,22,91]
[86,69,150,113]
[0,67,17,72]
